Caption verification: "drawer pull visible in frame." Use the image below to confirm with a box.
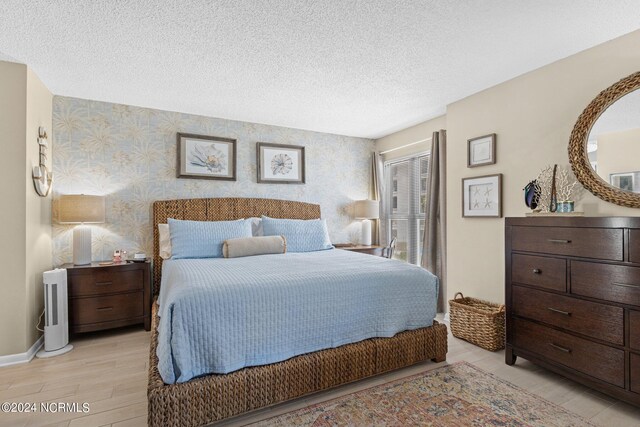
[532,268,541,274]
[547,239,571,244]
[95,281,112,286]
[547,307,571,316]
[96,307,113,311]
[611,282,638,289]
[549,342,572,353]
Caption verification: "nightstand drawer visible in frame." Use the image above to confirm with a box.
[512,285,623,345]
[511,226,623,260]
[513,318,624,387]
[512,254,566,292]
[71,292,143,325]
[69,268,143,297]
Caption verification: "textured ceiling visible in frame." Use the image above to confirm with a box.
[1,1,639,139]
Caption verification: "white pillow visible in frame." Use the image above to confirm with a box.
[158,223,172,260]
[249,217,264,236]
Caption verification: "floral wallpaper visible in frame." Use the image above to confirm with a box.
[52,96,374,265]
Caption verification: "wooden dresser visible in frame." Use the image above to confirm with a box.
[505,217,640,406]
[64,261,151,333]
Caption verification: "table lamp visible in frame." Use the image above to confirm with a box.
[58,195,105,265]
[354,199,379,246]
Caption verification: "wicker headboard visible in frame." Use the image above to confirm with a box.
[151,197,321,296]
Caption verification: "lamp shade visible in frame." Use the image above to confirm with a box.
[58,195,105,224]
[354,199,380,220]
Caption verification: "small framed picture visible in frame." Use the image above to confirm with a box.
[462,174,502,217]
[257,142,305,184]
[467,133,496,167]
[610,172,637,192]
[177,133,236,180]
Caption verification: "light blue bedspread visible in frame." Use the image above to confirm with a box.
[156,249,438,384]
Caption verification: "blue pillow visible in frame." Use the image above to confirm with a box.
[261,216,333,252]
[168,218,252,259]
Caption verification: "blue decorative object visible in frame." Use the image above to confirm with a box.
[261,216,333,252]
[557,201,575,213]
[524,180,540,209]
[168,218,252,259]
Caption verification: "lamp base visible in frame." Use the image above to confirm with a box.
[361,219,372,246]
[73,225,92,265]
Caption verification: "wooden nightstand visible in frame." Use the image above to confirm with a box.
[334,244,385,257]
[63,261,151,333]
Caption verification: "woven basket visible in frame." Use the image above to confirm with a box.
[449,292,505,351]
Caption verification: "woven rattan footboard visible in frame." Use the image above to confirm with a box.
[148,302,447,426]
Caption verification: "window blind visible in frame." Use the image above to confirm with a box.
[382,153,429,265]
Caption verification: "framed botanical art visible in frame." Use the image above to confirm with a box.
[257,142,305,184]
[467,133,496,167]
[462,174,502,217]
[176,133,236,180]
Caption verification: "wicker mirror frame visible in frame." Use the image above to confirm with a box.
[568,71,640,208]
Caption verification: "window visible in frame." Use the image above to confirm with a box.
[382,153,429,265]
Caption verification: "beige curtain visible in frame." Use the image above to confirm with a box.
[422,130,447,312]
[369,152,384,245]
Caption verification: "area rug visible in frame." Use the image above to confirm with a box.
[250,361,593,426]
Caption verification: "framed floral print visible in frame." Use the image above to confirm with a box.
[462,174,502,217]
[257,142,305,184]
[177,133,236,180]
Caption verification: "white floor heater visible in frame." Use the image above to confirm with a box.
[36,269,73,358]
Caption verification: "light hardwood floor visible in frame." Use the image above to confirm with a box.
[1,322,640,427]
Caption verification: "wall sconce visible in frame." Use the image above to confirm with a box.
[33,127,53,197]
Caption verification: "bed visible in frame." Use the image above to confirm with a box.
[148,197,448,426]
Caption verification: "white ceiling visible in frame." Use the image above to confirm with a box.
[1,1,639,139]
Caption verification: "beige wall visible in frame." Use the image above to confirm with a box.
[0,61,52,357]
[377,29,640,306]
[0,61,29,355]
[25,68,53,349]
[376,115,446,160]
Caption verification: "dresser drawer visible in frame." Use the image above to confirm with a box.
[512,286,623,345]
[632,353,640,394]
[70,292,143,325]
[69,268,143,297]
[631,230,640,264]
[631,311,640,351]
[512,254,566,292]
[571,261,640,306]
[512,318,624,387]
[511,227,623,261]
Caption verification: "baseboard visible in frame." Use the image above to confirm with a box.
[0,335,44,367]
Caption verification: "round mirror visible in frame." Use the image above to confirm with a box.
[588,89,640,193]
[569,71,640,208]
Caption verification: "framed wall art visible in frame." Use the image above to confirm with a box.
[610,171,639,192]
[467,133,496,167]
[257,142,305,184]
[177,133,237,180]
[462,174,502,217]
